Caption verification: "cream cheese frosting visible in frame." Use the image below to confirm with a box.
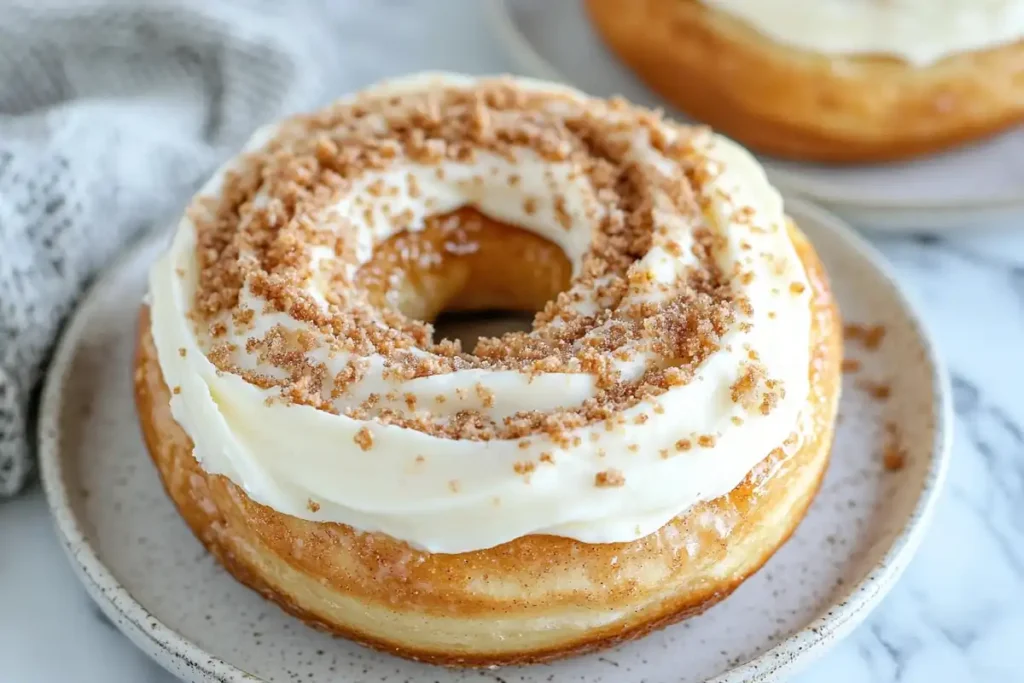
[702,0,1024,65]
[147,73,812,554]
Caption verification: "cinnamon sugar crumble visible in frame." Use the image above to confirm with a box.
[882,422,906,471]
[513,460,536,475]
[354,427,374,451]
[553,195,572,230]
[178,347,187,357]
[172,385,181,395]
[760,379,785,415]
[595,468,625,487]
[697,434,717,448]
[844,323,886,350]
[474,383,495,408]
[181,78,766,445]
[730,363,784,416]
[731,363,766,406]
[307,499,320,513]
[332,360,368,398]
[233,307,255,329]
[858,380,891,401]
[841,358,861,374]
[406,172,422,198]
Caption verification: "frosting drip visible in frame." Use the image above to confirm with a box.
[147,73,812,553]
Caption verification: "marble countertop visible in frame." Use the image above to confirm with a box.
[2,1,1023,681]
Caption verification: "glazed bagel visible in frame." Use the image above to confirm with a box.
[585,0,1024,163]
[136,74,842,665]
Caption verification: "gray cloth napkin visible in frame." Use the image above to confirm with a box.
[0,0,340,496]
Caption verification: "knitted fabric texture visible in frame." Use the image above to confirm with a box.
[0,0,338,496]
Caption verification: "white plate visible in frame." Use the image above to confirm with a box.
[487,0,1024,231]
[39,198,950,682]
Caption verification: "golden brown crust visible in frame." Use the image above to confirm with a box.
[134,223,841,666]
[586,0,1024,163]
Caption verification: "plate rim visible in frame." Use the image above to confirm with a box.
[485,0,1024,214]
[38,231,255,683]
[38,197,952,683]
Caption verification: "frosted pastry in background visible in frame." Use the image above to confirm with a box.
[586,0,1024,163]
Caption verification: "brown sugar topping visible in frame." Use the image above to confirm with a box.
[844,323,886,350]
[730,363,783,416]
[730,363,766,407]
[858,379,891,402]
[595,468,626,487]
[882,422,906,471]
[841,358,861,374]
[513,460,536,475]
[354,426,374,451]
[181,77,762,443]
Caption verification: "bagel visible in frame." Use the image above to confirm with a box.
[136,73,842,665]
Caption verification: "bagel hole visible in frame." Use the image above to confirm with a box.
[358,207,572,351]
[432,310,536,350]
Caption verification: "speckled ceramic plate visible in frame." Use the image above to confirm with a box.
[488,0,1024,231]
[39,197,950,683]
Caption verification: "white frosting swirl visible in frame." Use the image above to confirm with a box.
[147,73,812,554]
[703,0,1024,65]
